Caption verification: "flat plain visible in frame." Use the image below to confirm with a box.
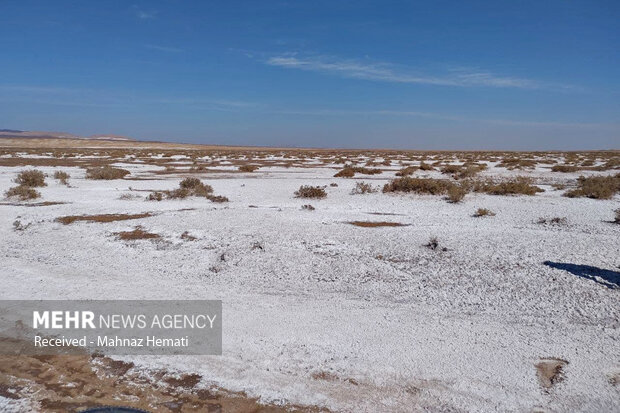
[0,138,618,412]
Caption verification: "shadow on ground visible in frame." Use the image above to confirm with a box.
[544,261,620,289]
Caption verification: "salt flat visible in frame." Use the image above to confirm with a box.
[0,147,618,412]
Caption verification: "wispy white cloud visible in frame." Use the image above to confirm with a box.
[265,55,572,90]
[145,44,184,53]
[133,6,157,20]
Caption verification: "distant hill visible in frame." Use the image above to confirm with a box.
[0,129,134,141]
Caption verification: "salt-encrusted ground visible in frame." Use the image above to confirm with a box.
[0,155,618,412]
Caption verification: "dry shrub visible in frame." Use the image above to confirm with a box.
[446,184,467,203]
[552,183,566,190]
[147,192,164,201]
[473,208,495,217]
[537,217,567,225]
[497,158,537,170]
[564,174,620,200]
[53,170,70,185]
[179,177,204,189]
[473,177,544,196]
[15,170,46,187]
[396,166,418,176]
[330,183,338,187]
[552,165,580,173]
[166,188,191,199]
[419,162,434,171]
[5,185,40,200]
[301,204,315,211]
[334,167,382,178]
[86,166,130,180]
[351,181,377,194]
[206,194,229,203]
[615,208,620,224]
[383,177,452,195]
[238,165,259,172]
[440,164,461,174]
[295,185,327,199]
[425,236,440,250]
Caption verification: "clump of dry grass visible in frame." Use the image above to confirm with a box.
[382,177,452,195]
[115,226,161,240]
[424,236,441,250]
[147,192,164,201]
[5,185,41,200]
[473,208,495,217]
[497,158,537,170]
[206,194,229,203]
[551,165,580,173]
[295,185,327,199]
[551,183,566,190]
[351,181,377,194]
[396,166,418,176]
[238,165,259,172]
[537,217,567,225]
[446,184,467,203]
[53,170,70,185]
[301,204,315,211]
[418,162,434,171]
[86,166,130,180]
[15,169,46,187]
[564,173,620,199]
[334,166,382,178]
[472,177,544,196]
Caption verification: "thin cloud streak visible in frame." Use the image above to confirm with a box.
[266,55,573,90]
[145,44,184,53]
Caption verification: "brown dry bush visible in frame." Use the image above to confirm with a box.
[238,165,259,172]
[53,170,70,185]
[5,185,41,200]
[351,181,377,194]
[15,169,46,187]
[294,185,327,199]
[472,177,544,196]
[396,166,418,176]
[206,194,229,203]
[334,166,382,178]
[564,174,620,199]
[147,191,164,201]
[86,166,130,180]
[418,162,434,171]
[473,208,495,217]
[382,177,452,195]
[551,165,580,173]
[497,158,537,170]
[446,184,467,203]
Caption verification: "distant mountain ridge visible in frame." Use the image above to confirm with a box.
[0,129,134,141]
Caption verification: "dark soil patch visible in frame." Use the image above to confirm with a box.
[56,212,153,225]
[349,221,407,227]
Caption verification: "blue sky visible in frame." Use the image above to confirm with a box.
[1,0,618,149]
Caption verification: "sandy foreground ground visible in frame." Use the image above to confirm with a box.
[0,142,618,412]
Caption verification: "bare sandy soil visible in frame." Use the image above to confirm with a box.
[0,138,618,412]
